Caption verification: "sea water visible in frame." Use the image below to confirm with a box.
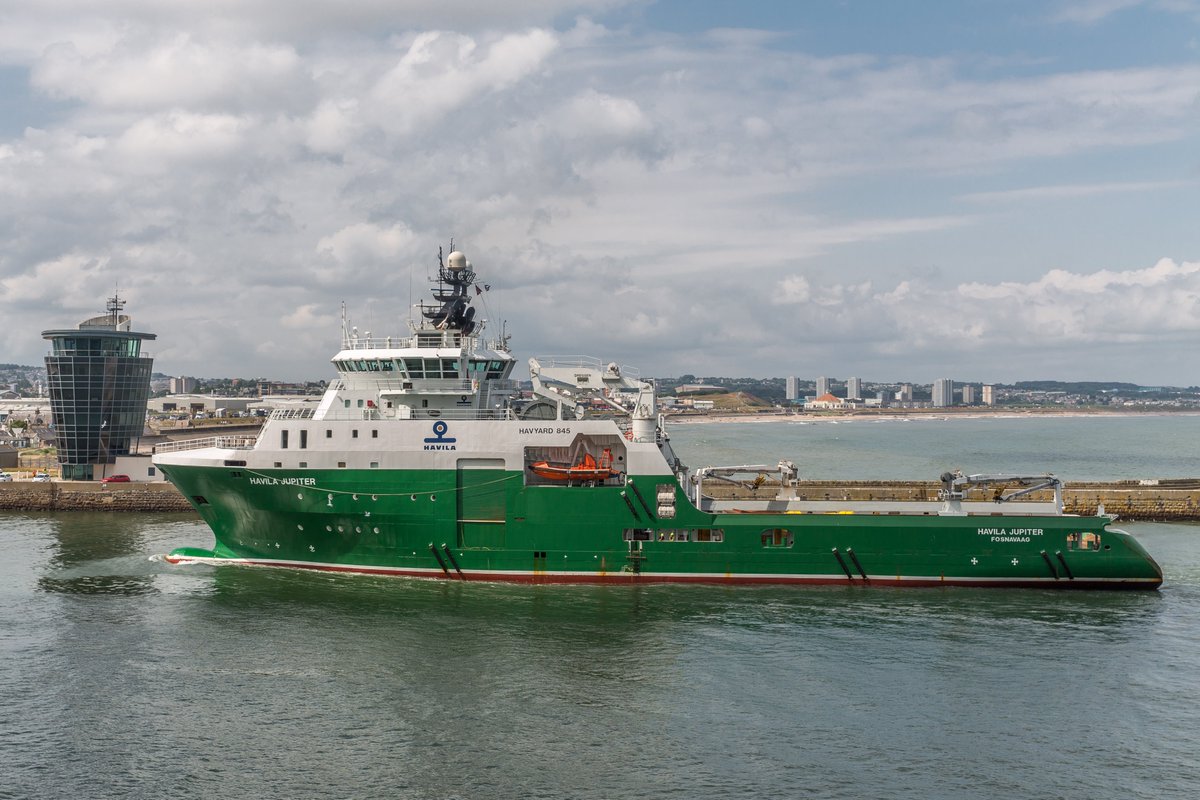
[2,416,1198,799]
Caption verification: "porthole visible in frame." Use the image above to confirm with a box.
[325,525,332,532]
[430,495,436,502]
[297,524,304,531]
[373,527,380,534]
[337,526,344,533]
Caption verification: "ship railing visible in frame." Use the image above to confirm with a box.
[340,335,419,350]
[268,408,518,422]
[534,355,641,378]
[396,408,517,421]
[339,332,495,351]
[270,408,317,420]
[153,435,257,453]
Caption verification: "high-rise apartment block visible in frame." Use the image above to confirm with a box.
[932,378,954,407]
[961,384,977,405]
[786,376,800,401]
[982,385,995,406]
[170,376,197,394]
[846,376,862,400]
[816,376,832,397]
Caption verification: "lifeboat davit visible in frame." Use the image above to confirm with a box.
[529,448,618,482]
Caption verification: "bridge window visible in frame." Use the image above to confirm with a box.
[761,528,793,548]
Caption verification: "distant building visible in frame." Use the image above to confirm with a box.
[876,390,890,407]
[147,395,256,415]
[256,380,311,396]
[932,378,954,407]
[805,392,850,410]
[846,377,862,400]
[674,383,725,395]
[961,385,977,405]
[816,376,832,397]
[785,376,800,401]
[169,376,197,394]
[982,385,995,406]
[897,384,913,402]
[42,293,156,480]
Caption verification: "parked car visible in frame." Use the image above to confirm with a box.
[32,473,51,482]
[100,474,131,483]
[0,472,12,482]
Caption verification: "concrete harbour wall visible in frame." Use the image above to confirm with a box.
[0,479,1197,520]
[0,481,194,513]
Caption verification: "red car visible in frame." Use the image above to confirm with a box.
[101,474,131,483]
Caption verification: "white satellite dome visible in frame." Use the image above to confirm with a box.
[447,251,468,270]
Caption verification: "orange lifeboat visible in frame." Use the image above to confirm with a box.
[529,448,618,482]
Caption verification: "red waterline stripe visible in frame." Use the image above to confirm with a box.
[164,555,1160,589]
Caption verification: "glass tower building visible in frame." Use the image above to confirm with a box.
[42,295,156,480]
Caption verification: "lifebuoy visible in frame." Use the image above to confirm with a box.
[624,430,634,440]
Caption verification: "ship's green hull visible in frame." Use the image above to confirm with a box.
[160,465,1163,589]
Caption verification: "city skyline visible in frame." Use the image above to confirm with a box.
[1,1,1198,383]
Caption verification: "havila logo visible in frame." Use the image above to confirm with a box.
[423,420,457,451]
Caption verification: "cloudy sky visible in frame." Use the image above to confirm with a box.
[2,0,1198,385]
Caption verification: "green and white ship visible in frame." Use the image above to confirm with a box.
[155,248,1162,589]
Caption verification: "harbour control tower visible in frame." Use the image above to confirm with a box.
[42,293,156,480]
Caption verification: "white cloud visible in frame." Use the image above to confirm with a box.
[0,4,1198,385]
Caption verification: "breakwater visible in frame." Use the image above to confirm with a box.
[1,479,1198,520]
[704,479,1200,521]
[0,481,193,512]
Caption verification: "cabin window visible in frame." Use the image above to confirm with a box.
[281,430,289,449]
[761,528,793,548]
[299,461,307,468]
[370,461,379,469]
[326,429,332,438]
[299,430,307,449]
[352,430,359,438]
[344,399,351,408]
[337,461,347,468]
[372,429,378,439]
[357,399,364,408]
[694,528,724,543]
[274,462,282,468]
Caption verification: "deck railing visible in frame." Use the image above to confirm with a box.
[153,436,257,453]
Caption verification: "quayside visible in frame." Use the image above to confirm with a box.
[154,246,1163,590]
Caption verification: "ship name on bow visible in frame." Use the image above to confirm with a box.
[978,527,1044,543]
